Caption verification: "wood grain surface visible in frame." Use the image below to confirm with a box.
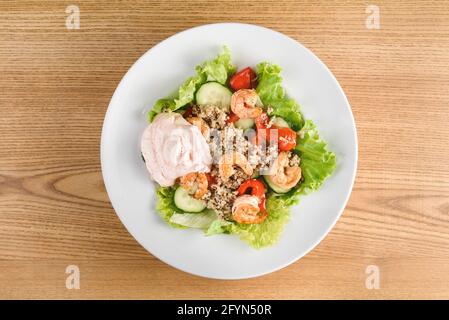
[1,0,449,299]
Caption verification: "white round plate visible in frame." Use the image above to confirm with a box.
[101,23,357,279]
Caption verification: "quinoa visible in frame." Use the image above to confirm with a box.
[201,165,250,219]
[192,105,228,129]
[289,153,301,167]
[191,104,300,217]
[188,104,245,217]
[251,143,279,174]
[208,125,249,165]
[202,185,236,219]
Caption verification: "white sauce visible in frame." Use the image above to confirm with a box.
[141,112,212,187]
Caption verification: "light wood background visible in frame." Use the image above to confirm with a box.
[1,0,448,299]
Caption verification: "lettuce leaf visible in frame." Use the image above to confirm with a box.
[147,99,176,122]
[155,187,186,228]
[173,74,206,110]
[205,219,233,236]
[169,210,217,228]
[256,62,304,131]
[271,120,336,208]
[256,63,284,101]
[147,46,235,122]
[197,46,235,84]
[295,120,336,194]
[226,195,291,249]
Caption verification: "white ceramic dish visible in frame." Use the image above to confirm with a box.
[101,23,357,279]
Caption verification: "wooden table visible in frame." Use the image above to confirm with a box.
[1,0,448,299]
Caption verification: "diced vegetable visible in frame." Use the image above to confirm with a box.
[174,187,206,213]
[277,127,297,151]
[229,67,257,91]
[195,82,232,111]
[272,117,289,128]
[234,118,255,130]
[169,210,217,228]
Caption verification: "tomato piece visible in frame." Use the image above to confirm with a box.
[277,127,297,151]
[255,112,270,129]
[183,105,193,118]
[205,173,215,186]
[254,113,279,146]
[230,67,257,91]
[226,112,240,124]
[238,179,266,198]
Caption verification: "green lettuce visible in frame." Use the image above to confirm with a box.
[226,195,291,249]
[295,120,337,194]
[256,62,304,130]
[205,219,233,236]
[196,46,235,84]
[173,74,206,111]
[147,46,235,122]
[155,187,185,228]
[169,210,217,228]
[147,99,176,122]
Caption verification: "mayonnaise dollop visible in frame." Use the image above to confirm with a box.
[141,112,212,187]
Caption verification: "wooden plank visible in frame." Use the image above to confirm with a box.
[0,0,448,299]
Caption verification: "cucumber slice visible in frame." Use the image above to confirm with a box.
[174,187,206,213]
[234,118,255,130]
[272,117,290,128]
[196,82,232,111]
[263,175,292,194]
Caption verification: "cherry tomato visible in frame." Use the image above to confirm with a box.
[229,67,257,91]
[254,113,297,151]
[238,178,266,198]
[226,112,240,124]
[238,179,267,213]
[277,127,297,151]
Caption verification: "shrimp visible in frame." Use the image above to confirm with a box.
[179,172,208,199]
[230,89,263,119]
[232,195,267,224]
[187,117,210,138]
[269,151,302,189]
[219,152,253,182]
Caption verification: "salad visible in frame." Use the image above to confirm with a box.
[141,47,336,248]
